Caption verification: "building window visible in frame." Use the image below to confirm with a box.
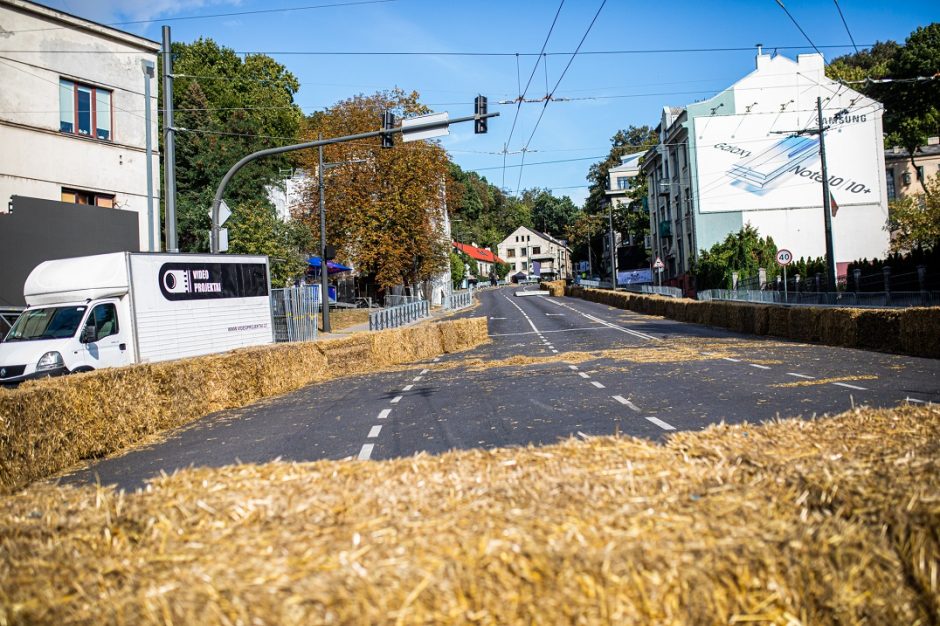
[886,168,896,200]
[62,188,115,208]
[616,176,630,190]
[59,79,112,140]
[917,166,925,183]
[531,246,541,255]
[526,235,530,241]
[506,248,515,258]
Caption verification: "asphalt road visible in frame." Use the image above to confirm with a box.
[60,285,940,491]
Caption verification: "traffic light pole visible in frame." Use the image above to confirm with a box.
[209,111,499,254]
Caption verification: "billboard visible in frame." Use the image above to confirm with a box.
[693,110,881,213]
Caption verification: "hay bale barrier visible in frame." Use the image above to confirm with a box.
[1,405,937,624]
[0,317,488,494]
[563,286,940,358]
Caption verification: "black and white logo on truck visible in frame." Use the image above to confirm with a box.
[158,263,269,301]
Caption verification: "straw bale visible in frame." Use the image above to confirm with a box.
[539,280,566,297]
[899,308,940,358]
[323,308,370,332]
[816,307,859,347]
[0,318,488,494]
[786,306,822,343]
[1,405,937,625]
[855,309,901,353]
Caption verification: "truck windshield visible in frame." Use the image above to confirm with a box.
[3,306,87,342]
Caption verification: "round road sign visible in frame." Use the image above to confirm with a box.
[776,249,793,266]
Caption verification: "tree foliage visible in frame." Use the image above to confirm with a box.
[888,173,940,253]
[300,89,450,288]
[826,24,940,187]
[691,225,779,290]
[446,164,532,249]
[523,188,578,239]
[449,251,465,288]
[165,39,304,252]
[227,201,312,286]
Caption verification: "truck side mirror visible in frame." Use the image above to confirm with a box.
[80,324,96,344]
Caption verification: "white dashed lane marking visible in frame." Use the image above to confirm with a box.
[420,369,429,375]
[378,409,391,419]
[645,416,676,431]
[906,397,926,404]
[591,381,605,389]
[833,382,867,391]
[723,357,741,363]
[367,425,382,438]
[612,395,641,412]
[402,384,414,392]
[749,364,771,370]
[357,444,374,460]
[413,376,423,382]
[787,372,815,379]
[578,372,590,379]
[390,395,403,404]
[568,365,578,370]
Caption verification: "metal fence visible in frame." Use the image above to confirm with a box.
[445,288,473,310]
[270,286,320,342]
[698,289,940,308]
[369,300,431,331]
[622,284,683,298]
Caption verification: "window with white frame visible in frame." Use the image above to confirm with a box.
[59,79,112,140]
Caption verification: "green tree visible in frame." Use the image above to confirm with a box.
[826,40,900,83]
[583,126,657,215]
[524,189,578,238]
[227,201,312,286]
[162,39,304,252]
[495,261,511,280]
[889,173,940,252]
[691,225,779,290]
[449,251,465,288]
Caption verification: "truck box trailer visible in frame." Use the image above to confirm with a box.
[0,252,273,385]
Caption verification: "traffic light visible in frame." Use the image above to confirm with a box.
[382,110,395,148]
[474,95,487,134]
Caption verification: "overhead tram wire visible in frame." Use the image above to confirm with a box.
[502,0,565,190]
[515,0,607,195]
[833,0,860,55]
[773,0,822,56]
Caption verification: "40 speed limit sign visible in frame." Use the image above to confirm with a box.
[776,249,793,266]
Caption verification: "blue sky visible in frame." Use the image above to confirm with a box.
[43,0,940,206]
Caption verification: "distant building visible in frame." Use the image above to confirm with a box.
[266,169,310,221]
[496,226,572,281]
[642,50,889,289]
[0,0,161,250]
[602,152,646,276]
[452,241,503,280]
[884,137,940,200]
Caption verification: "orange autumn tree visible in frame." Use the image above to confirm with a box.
[300,89,450,288]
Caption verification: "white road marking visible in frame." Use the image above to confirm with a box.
[357,444,374,460]
[786,372,815,379]
[551,349,559,353]
[645,416,676,431]
[722,357,741,362]
[833,382,867,391]
[612,395,641,412]
[749,364,771,370]
[402,385,414,392]
[578,372,590,379]
[378,409,391,419]
[489,317,507,320]
[413,376,423,382]
[489,327,605,337]
[390,395,403,404]
[568,365,578,370]
[433,357,440,362]
[368,425,382,438]
[545,313,565,316]
[420,369,429,375]
[541,298,661,342]
[906,397,926,404]
[591,381,605,389]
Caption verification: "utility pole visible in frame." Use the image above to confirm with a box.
[318,137,330,333]
[161,25,178,252]
[608,203,617,288]
[142,60,155,251]
[816,97,837,290]
[771,96,838,290]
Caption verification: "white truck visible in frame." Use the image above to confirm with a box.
[0,252,273,385]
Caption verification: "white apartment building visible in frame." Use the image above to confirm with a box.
[0,0,161,249]
[497,226,572,280]
[642,51,889,287]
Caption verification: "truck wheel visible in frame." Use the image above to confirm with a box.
[71,366,95,374]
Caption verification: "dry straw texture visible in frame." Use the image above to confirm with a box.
[1,405,937,625]
[566,286,940,358]
[0,318,488,494]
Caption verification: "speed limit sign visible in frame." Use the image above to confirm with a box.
[776,249,793,266]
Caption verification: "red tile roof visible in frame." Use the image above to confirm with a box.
[453,241,504,264]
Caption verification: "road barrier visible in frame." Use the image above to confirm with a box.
[623,284,683,298]
[270,286,319,342]
[561,285,939,359]
[445,288,473,310]
[368,300,430,331]
[0,317,488,494]
[699,288,940,308]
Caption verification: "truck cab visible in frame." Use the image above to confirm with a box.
[0,297,133,385]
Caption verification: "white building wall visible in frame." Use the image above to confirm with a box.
[0,0,160,249]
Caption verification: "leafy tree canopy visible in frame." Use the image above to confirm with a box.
[165,39,304,253]
[227,201,312,286]
[301,89,450,288]
[889,173,940,253]
[691,224,779,290]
